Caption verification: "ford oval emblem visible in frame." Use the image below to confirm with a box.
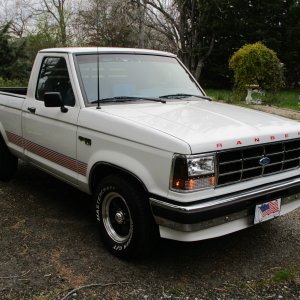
[259,156,271,166]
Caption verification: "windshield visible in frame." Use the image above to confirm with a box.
[75,54,204,104]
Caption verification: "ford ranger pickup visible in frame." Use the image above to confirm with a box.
[0,47,300,258]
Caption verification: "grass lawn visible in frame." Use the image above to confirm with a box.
[205,89,300,111]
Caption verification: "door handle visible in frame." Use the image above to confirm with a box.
[27,107,36,113]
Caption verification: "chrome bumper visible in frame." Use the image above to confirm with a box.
[150,176,300,232]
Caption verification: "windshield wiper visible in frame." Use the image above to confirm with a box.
[90,96,166,104]
[159,93,212,101]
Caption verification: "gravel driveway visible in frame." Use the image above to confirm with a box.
[1,106,300,300]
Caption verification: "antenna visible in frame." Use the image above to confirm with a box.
[96,46,101,109]
[96,0,101,110]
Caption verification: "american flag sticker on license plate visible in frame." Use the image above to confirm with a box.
[254,198,281,224]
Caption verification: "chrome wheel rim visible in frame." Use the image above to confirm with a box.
[102,192,133,243]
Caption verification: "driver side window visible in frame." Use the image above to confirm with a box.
[36,57,75,107]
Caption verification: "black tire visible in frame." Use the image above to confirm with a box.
[0,135,18,181]
[94,175,158,259]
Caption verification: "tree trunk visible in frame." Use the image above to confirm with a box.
[194,59,204,82]
[137,0,146,48]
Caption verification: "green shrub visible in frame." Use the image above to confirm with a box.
[229,42,285,98]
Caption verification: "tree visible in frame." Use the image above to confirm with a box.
[202,0,300,89]
[0,23,30,82]
[229,42,285,94]
[281,1,300,87]
[46,0,68,45]
[25,16,61,63]
[133,0,147,48]
[75,0,136,47]
[142,0,225,82]
[0,0,33,37]
[30,0,72,46]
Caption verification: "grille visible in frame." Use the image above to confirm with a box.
[216,139,300,186]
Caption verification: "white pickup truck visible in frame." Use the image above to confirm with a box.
[1,47,300,258]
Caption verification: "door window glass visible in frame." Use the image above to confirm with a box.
[36,57,75,107]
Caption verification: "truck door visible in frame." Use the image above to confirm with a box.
[22,54,80,185]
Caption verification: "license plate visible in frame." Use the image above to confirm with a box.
[254,198,281,224]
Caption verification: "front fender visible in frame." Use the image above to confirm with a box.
[83,146,173,198]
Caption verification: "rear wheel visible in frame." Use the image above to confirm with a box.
[94,175,158,259]
[0,135,18,181]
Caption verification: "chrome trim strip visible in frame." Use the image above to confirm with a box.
[153,210,252,232]
[219,159,300,177]
[219,159,242,165]
[153,193,300,232]
[150,177,300,213]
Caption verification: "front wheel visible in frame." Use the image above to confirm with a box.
[94,175,158,259]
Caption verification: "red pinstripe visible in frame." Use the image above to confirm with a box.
[6,131,88,176]
[6,132,24,148]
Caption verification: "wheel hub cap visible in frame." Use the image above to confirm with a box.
[115,210,125,224]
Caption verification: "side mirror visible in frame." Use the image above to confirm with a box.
[44,92,68,113]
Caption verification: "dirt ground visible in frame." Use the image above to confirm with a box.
[250,105,300,121]
[1,106,300,300]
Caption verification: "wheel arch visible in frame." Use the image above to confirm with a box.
[89,162,149,195]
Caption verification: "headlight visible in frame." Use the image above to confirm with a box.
[187,156,215,176]
[170,154,216,192]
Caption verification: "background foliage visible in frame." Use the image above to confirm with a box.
[0,0,299,90]
[0,23,30,82]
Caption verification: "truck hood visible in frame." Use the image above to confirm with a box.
[103,100,300,153]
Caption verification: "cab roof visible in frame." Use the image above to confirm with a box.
[39,47,176,57]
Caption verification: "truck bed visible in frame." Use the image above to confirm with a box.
[0,87,27,96]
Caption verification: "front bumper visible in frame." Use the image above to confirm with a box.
[150,176,300,240]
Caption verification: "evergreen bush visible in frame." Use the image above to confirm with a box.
[229,42,285,100]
